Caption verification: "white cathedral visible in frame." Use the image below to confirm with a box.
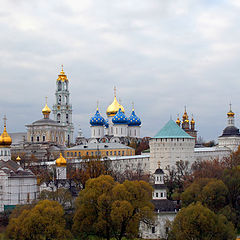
[89,88,142,144]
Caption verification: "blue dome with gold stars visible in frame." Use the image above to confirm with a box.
[112,108,128,124]
[90,109,105,126]
[128,109,141,126]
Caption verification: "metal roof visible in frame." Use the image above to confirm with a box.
[153,119,194,139]
[68,142,134,150]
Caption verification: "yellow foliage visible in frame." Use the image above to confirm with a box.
[73,175,153,240]
[6,200,72,240]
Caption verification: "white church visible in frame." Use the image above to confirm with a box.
[89,87,142,144]
[0,118,38,212]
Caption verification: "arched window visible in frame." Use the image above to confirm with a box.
[66,114,69,123]
[58,95,61,104]
[58,82,61,91]
[57,113,61,123]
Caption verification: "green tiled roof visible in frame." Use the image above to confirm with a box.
[153,119,194,139]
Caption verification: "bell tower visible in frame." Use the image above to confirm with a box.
[52,65,74,145]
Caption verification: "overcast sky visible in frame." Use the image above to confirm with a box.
[1,0,240,141]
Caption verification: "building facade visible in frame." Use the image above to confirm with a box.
[149,119,195,173]
[65,142,135,159]
[52,66,74,145]
[0,120,38,212]
[218,105,240,151]
[140,166,177,239]
[26,102,66,146]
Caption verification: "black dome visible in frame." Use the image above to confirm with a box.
[221,126,240,137]
[154,168,164,174]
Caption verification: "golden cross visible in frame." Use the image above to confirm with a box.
[132,101,134,110]
[158,160,161,168]
[97,100,99,110]
[61,64,64,72]
[230,102,232,111]
[114,86,116,97]
[45,96,48,105]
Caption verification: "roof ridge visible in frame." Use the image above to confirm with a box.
[153,119,194,139]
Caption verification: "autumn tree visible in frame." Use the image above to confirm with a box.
[6,200,72,240]
[190,159,227,183]
[68,158,111,190]
[40,188,73,208]
[164,160,191,200]
[181,178,228,213]
[169,202,235,240]
[72,175,153,240]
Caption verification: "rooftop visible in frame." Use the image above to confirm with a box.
[153,119,194,139]
[68,142,134,151]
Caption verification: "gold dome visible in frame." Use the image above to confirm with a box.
[0,117,12,147]
[16,155,21,161]
[57,65,68,82]
[183,106,188,121]
[56,153,67,167]
[176,117,181,124]
[227,110,235,117]
[106,96,125,116]
[42,104,51,114]
[106,87,125,116]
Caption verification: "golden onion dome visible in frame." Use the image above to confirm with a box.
[176,117,181,124]
[57,65,68,82]
[42,104,51,114]
[0,126,12,146]
[56,153,67,167]
[185,119,189,123]
[16,155,21,161]
[106,96,125,116]
[227,110,235,117]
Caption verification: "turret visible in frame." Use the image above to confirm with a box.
[56,153,67,180]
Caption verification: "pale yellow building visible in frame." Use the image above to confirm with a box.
[65,143,135,159]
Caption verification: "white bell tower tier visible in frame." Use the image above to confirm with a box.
[52,66,74,145]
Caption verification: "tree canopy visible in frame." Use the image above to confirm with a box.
[6,200,72,240]
[72,175,154,240]
[169,202,235,240]
[181,178,228,213]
